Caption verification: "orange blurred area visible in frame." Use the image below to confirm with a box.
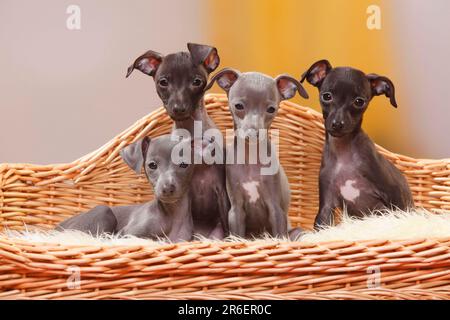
[205,0,408,155]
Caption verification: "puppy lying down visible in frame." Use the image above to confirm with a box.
[56,135,194,242]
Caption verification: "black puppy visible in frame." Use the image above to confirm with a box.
[301,60,414,229]
[126,43,229,239]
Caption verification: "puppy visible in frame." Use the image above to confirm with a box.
[126,43,229,239]
[57,135,194,242]
[206,69,308,238]
[301,60,414,229]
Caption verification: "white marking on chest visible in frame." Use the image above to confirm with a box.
[340,180,360,203]
[242,181,260,203]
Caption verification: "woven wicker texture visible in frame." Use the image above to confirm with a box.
[1,93,450,299]
[0,237,450,299]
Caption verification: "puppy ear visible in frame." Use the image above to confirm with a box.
[187,43,220,73]
[300,59,332,88]
[126,50,163,78]
[275,75,309,100]
[120,136,151,174]
[204,68,240,92]
[366,73,398,108]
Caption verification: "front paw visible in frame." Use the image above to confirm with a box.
[313,214,333,230]
[288,227,303,241]
[228,206,246,237]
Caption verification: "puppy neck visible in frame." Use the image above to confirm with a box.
[157,194,190,217]
[326,127,363,154]
[232,134,273,165]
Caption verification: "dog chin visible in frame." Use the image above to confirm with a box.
[327,130,349,138]
[170,113,191,121]
[236,131,260,141]
[158,196,182,204]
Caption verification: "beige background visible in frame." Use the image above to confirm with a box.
[1,0,449,164]
[0,0,205,163]
[392,0,450,159]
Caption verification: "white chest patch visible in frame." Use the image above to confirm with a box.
[340,180,360,203]
[242,181,260,203]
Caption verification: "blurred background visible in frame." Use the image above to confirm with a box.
[0,0,449,164]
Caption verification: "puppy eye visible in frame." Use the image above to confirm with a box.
[158,78,169,87]
[234,103,244,110]
[354,97,366,108]
[179,162,189,169]
[267,106,276,114]
[321,92,333,102]
[192,78,203,87]
[148,161,157,170]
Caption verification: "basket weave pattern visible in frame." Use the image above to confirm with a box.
[1,94,450,299]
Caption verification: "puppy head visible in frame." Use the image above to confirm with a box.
[301,60,397,137]
[120,135,194,203]
[126,43,220,121]
[206,69,308,139]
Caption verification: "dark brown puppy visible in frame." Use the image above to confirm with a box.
[301,60,413,229]
[126,43,229,239]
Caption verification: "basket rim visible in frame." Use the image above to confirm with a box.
[0,94,448,170]
[1,231,450,251]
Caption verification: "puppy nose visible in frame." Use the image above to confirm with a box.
[331,119,345,131]
[162,183,176,196]
[173,105,187,114]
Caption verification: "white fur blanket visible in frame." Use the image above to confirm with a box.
[3,209,450,246]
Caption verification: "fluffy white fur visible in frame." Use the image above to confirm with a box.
[3,229,161,246]
[300,208,450,243]
[2,209,450,245]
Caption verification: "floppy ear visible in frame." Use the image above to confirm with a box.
[126,50,163,78]
[300,59,332,88]
[187,43,220,73]
[275,75,309,100]
[366,73,398,108]
[204,68,240,92]
[120,136,150,174]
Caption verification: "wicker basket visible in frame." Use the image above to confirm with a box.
[1,93,449,300]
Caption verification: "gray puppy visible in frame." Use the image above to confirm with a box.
[301,60,414,229]
[206,69,309,238]
[57,135,194,242]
